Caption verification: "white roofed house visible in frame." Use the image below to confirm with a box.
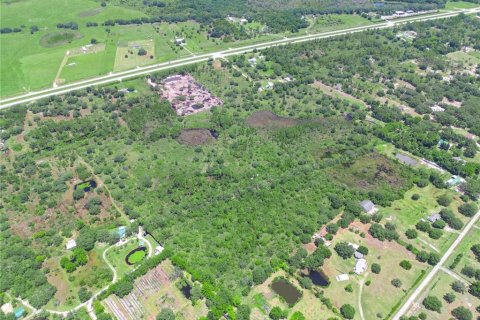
[430,105,445,112]
[360,200,377,214]
[66,239,77,250]
[354,258,368,275]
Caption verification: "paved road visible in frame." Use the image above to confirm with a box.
[392,210,480,320]
[1,8,478,110]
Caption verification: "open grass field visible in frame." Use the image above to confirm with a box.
[113,39,155,71]
[0,0,146,96]
[445,0,480,9]
[447,50,480,66]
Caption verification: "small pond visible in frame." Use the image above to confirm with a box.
[209,129,219,139]
[125,246,147,265]
[271,278,301,305]
[306,269,329,287]
[180,283,192,299]
[74,180,97,192]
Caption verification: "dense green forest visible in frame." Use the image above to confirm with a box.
[1,14,479,319]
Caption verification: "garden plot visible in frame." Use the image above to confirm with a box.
[104,260,207,320]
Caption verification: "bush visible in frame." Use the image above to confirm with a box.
[269,306,288,320]
[299,277,313,289]
[432,219,446,229]
[458,203,478,217]
[345,284,353,292]
[451,306,472,320]
[357,245,369,255]
[138,48,147,56]
[334,242,355,259]
[437,194,452,207]
[451,280,466,293]
[411,194,420,200]
[156,308,175,320]
[340,304,355,319]
[391,278,402,288]
[371,263,381,274]
[423,296,442,312]
[400,260,412,270]
[443,292,456,303]
[428,228,443,239]
[405,229,418,239]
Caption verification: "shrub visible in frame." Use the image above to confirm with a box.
[334,242,355,259]
[451,280,466,293]
[405,229,418,239]
[458,203,478,217]
[451,306,473,320]
[357,245,369,255]
[437,194,452,207]
[340,304,355,319]
[443,292,456,303]
[422,296,442,312]
[411,194,420,200]
[428,228,443,239]
[345,284,353,292]
[391,278,402,288]
[400,260,412,270]
[371,263,381,274]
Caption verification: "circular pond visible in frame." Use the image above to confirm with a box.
[125,246,147,265]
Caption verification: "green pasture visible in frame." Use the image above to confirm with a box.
[445,0,480,9]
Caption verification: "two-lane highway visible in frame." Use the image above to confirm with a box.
[0,8,478,110]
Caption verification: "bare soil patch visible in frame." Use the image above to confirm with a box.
[246,111,299,129]
[177,128,215,146]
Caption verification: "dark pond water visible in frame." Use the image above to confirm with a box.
[180,283,192,298]
[307,269,329,287]
[209,129,219,139]
[271,279,301,305]
[74,180,97,192]
[125,246,147,265]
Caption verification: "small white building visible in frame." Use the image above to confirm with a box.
[175,37,185,46]
[354,251,364,259]
[431,105,445,112]
[354,258,368,275]
[336,274,349,282]
[239,18,248,24]
[248,57,257,64]
[66,239,77,250]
